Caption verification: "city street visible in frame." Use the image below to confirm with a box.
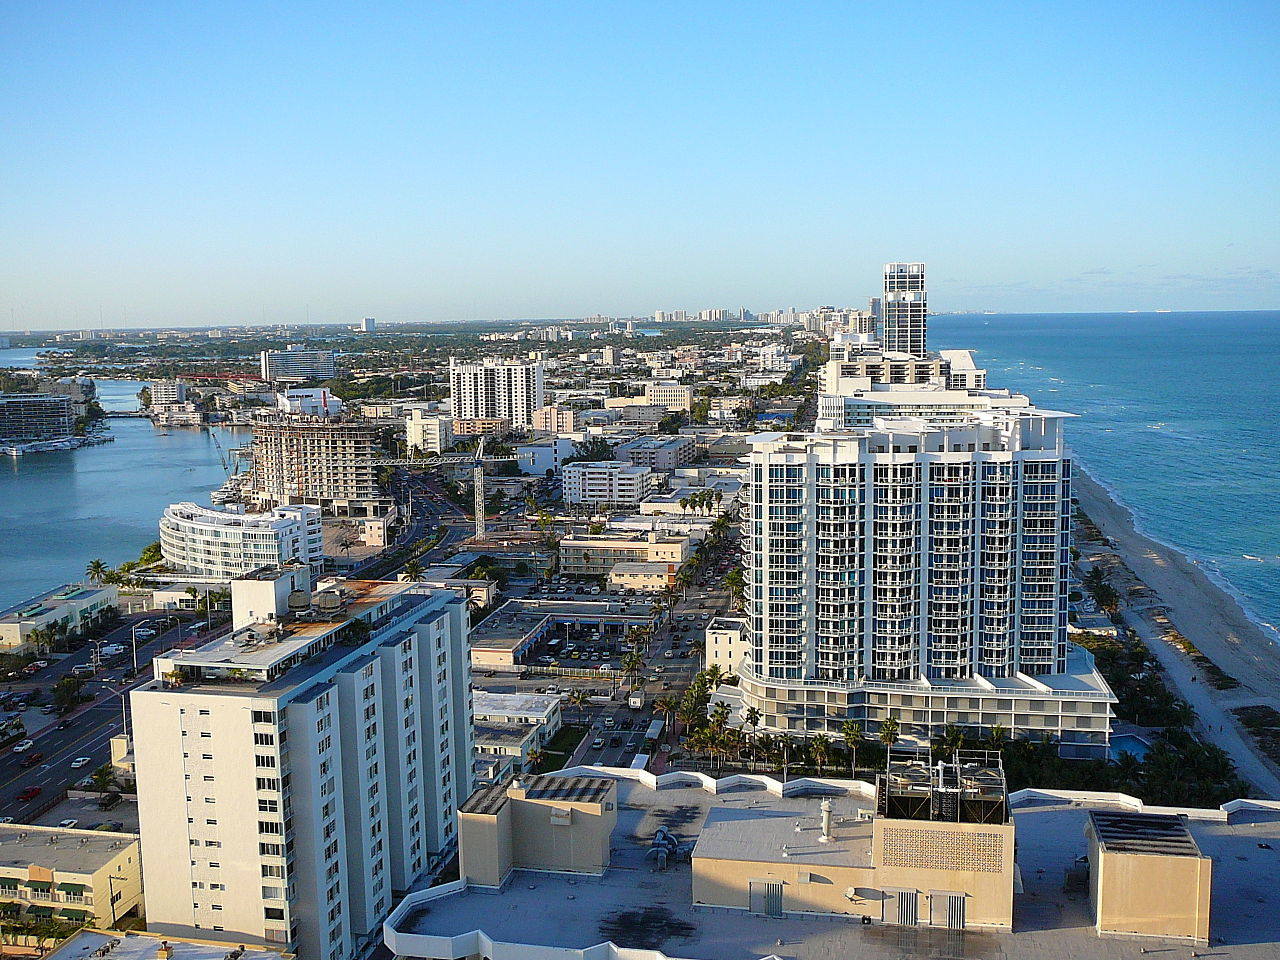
[0,614,192,820]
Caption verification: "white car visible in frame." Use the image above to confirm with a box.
[12,740,33,753]
[58,819,78,829]
[99,644,126,657]
[70,757,92,769]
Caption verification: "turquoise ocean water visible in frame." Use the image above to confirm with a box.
[932,310,1280,643]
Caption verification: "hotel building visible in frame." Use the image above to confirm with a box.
[448,358,545,430]
[881,262,928,357]
[731,415,1116,757]
[160,502,324,580]
[132,571,474,960]
[259,347,338,383]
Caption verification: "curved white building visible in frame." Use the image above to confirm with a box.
[160,502,323,579]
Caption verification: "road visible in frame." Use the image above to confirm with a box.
[0,614,193,820]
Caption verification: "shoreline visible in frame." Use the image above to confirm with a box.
[1074,467,1280,700]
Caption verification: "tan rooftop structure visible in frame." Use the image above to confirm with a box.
[458,775,617,888]
[1085,811,1211,943]
[0,824,142,927]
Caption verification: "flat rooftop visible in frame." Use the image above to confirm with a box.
[1088,810,1202,856]
[0,584,111,622]
[0,825,138,874]
[473,720,534,750]
[46,931,288,960]
[165,580,427,672]
[694,798,873,869]
[473,690,560,718]
[389,772,1280,959]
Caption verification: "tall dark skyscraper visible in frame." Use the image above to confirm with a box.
[881,262,927,356]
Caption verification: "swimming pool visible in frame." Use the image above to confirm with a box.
[1109,734,1152,761]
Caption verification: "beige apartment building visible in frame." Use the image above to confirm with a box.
[0,824,143,928]
[559,529,692,577]
[451,417,510,438]
[642,380,693,412]
[532,405,578,433]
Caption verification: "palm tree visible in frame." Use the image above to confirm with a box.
[88,764,118,795]
[937,722,967,758]
[743,706,762,762]
[403,559,424,581]
[709,700,730,734]
[525,748,546,772]
[703,663,724,690]
[984,722,1010,752]
[811,734,831,775]
[879,716,900,750]
[621,651,644,691]
[723,567,745,610]
[654,695,678,733]
[840,719,863,777]
[85,559,109,585]
[566,688,591,722]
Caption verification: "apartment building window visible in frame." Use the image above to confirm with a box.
[316,715,331,733]
[254,732,275,746]
[264,908,285,921]
[260,843,283,856]
[256,777,280,791]
[259,799,279,812]
[252,710,276,723]
[255,755,276,768]
[262,864,285,879]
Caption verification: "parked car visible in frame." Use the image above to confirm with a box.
[58,819,78,829]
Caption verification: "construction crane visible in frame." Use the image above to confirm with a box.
[369,441,517,544]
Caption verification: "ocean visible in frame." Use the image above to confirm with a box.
[2,315,1278,639]
[932,310,1280,642]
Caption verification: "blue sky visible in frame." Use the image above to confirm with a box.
[2,1,1277,329]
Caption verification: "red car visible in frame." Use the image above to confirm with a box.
[15,787,40,802]
[19,752,44,768]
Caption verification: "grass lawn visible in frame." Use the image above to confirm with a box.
[535,724,588,772]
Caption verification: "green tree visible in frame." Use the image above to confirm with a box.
[840,719,863,777]
[879,716,900,749]
[85,559,109,585]
[403,559,424,581]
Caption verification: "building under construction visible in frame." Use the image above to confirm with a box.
[248,412,392,517]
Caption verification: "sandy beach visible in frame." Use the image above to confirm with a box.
[1074,468,1280,795]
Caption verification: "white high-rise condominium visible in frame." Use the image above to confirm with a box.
[730,411,1116,758]
[132,571,474,960]
[448,358,545,430]
[881,262,927,356]
[160,502,323,579]
[259,346,338,382]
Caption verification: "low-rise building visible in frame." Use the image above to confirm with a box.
[559,529,692,577]
[0,583,118,652]
[0,823,143,927]
[616,435,695,470]
[705,616,748,675]
[607,561,675,593]
[46,930,292,960]
[452,417,511,438]
[562,461,659,506]
[516,436,577,476]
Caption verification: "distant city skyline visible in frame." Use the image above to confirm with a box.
[2,1,1277,330]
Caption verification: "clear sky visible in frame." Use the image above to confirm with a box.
[2,1,1278,329]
